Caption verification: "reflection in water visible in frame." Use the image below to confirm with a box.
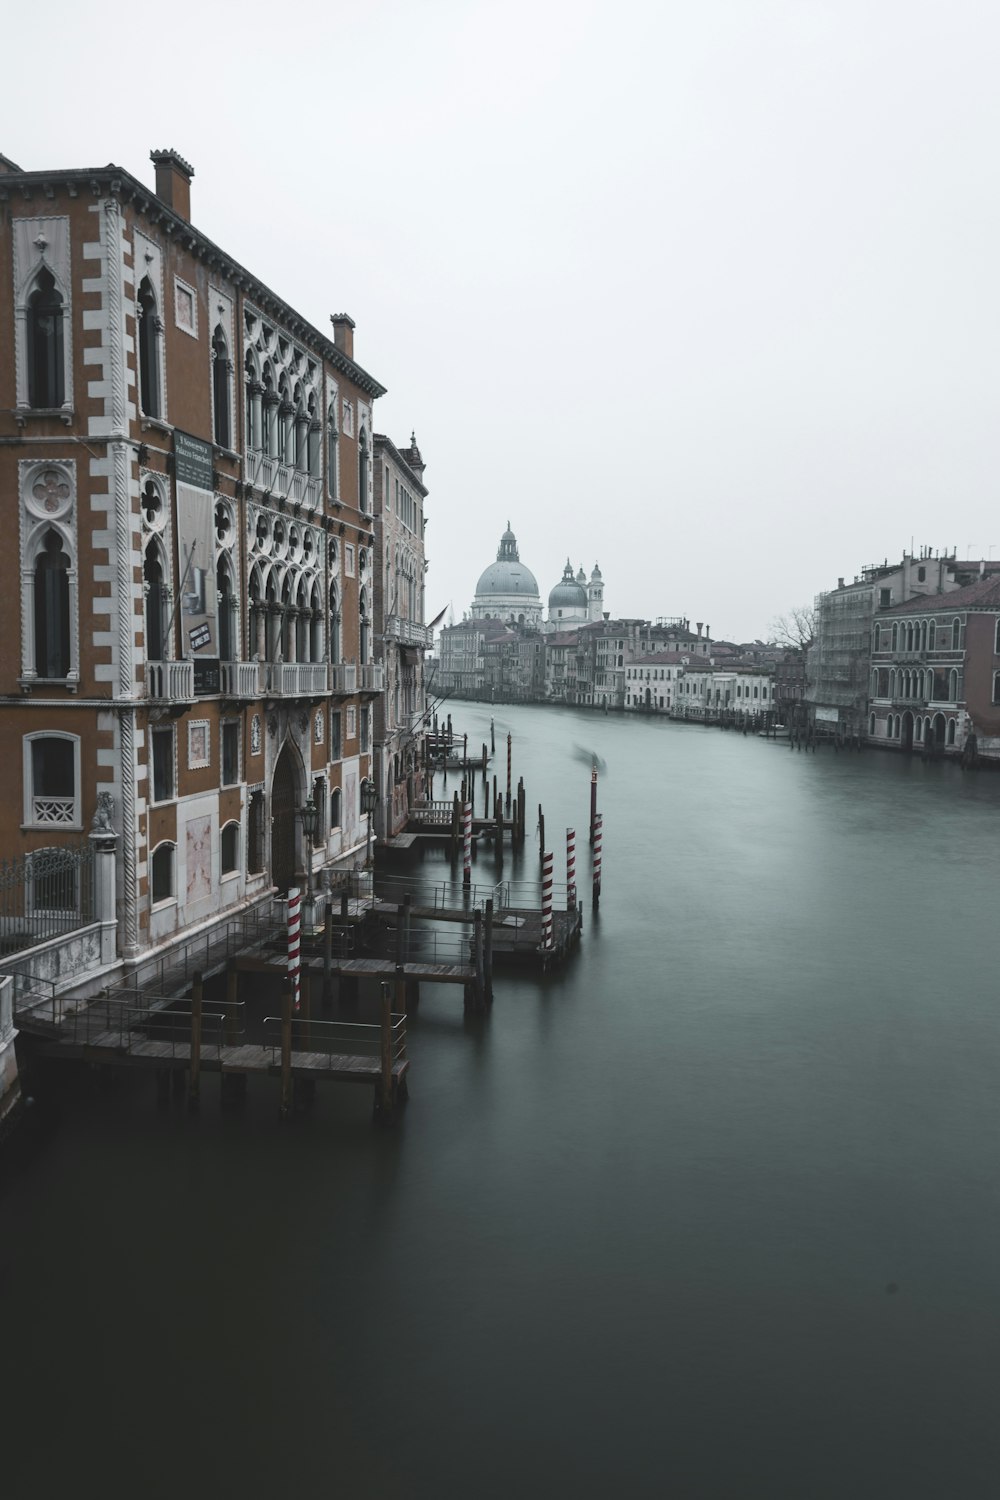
[3,706,1000,1498]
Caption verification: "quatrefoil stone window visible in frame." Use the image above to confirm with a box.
[29,468,72,518]
[141,479,165,532]
[215,499,234,548]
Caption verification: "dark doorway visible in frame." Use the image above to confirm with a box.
[902,711,914,752]
[271,743,298,893]
[932,713,946,751]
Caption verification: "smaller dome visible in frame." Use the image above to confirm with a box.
[549,560,588,610]
[591,563,602,580]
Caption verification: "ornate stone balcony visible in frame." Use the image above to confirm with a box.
[146,661,195,701]
[360,663,385,693]
[329,664,358,695]
[384,617,434,649]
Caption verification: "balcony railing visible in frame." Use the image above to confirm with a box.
[247,454,322,513]
[259,662,330,697]
[220,661,260,698]
[330,664,357,695]
[360,663,385,693]
[384,617,434,649]
[146,661,195,700]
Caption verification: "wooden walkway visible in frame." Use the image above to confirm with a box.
[41,1030,408,1088]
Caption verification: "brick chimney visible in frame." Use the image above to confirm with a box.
[330,314,355,359]
[150,149,194,222]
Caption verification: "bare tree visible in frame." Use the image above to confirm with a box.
[769,604,816,652]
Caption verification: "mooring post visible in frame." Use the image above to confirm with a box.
[517,778,526,847]
[506,731,512,813]
[484,897,494,1003]
[189,969,203,1103]
[463,732,468,766]
[541,849,554,949]
[463,800,473,889]
[473,907,485,1007]
[279,979,293,1119]
[592,812,603,910]
[590,763,598,845]
[323,898,334,1007]
[538,804,545,866]
[482,742,488,776]
[451,791,461,855]
[566,827,576,910]
[491,716,495,753]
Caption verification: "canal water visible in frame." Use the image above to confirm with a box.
[3,705,999,1498]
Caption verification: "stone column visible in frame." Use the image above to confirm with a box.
[89,791,119,966]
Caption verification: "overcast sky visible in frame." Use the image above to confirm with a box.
[8,0,999,639]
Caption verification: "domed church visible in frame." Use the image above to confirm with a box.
[546,560,605,629]
[471,524,543,627]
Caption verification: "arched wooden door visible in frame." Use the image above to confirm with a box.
[271,743,297,893]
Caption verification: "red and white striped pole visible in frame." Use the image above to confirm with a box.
[589,764,598,844]
[463,800,473,888]
[506,732,512,813]
[566,827,576,910]
[592,814,602,910]
[541,848,554,949]
[287,886,302,1012]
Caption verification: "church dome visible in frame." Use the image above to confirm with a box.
[475,525,539,599]
[548,560,588,611]
[471,524,543,626]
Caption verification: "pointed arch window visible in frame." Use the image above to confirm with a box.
[217,558,237,662]
[144,541,168,662]
[212,325,231,448]
[34,529,70,678]
[358,426,369,511]
[27,268,65,409]
[138,276,162,418]
[327,406,339,499]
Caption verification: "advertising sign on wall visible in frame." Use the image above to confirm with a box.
[173,431,217,658]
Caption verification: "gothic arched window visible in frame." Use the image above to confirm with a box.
[138,276,161,418]
[27,268,65,409]
[34,529,70,678]
[213,325,231,448]
[144,540,168,662]
[358,427,369,511]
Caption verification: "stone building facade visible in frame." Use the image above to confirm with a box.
[0,147,388,964]
[373,434,431,837]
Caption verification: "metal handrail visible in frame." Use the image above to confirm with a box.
[262,1013,406,1065]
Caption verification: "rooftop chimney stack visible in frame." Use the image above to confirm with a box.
[330,314,355,359]
[150,149,194,222]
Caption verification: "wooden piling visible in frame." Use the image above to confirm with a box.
[538,804,545,866]
[506,731,512,812]
[189,969,203,1102]
[589,764,598,845]
[451,791,461,855]
[517,779,526,847]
